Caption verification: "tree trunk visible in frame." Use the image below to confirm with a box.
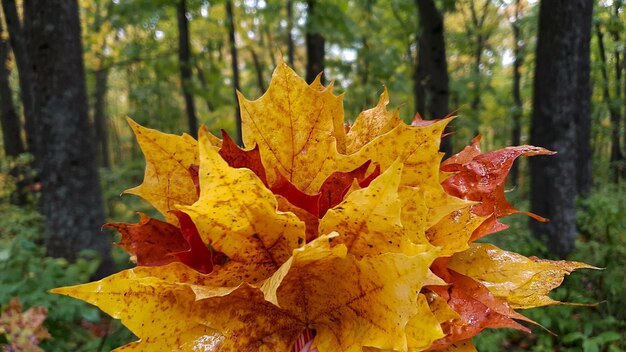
[263,26,277,68]
[510,0,523,186]
[414,43,426,118]
[93,67,110,168]
[249,47,266,93]
[0,12,24,157]
[195,63,215,112]
[529,0,593,258]
[596,23,623,182]
[305,0,325,85]
[226,0,242,145]
[286,0,295,67]
[470,35,484,112]
[415,0,452,156]
[358,0,373,90]
[177,0,198,138]
[26,0,113,278]
[607,3,624,181]
[466,0,491,115]
[1,0,36,157]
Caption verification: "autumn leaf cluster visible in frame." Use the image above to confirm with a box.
[0,298,50,351]
[52,60,593,352]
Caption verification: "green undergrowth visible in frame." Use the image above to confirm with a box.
[474,184,626,352]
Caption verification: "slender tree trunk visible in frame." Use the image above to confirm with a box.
[89,2,112,169]
[1,14,27,205]
[358,0,373,91]
[529,0,593,258]
[467,0,491,114]
[470,36,484,112]
[195,63,215,112]
[510,0,523,186]
[177,0,198,138]
[596,23,623,182]
[93,67,110,168]
[415,0,452,156]
[0,12,24,157]
[623,39,626,179]
[608,3,624,181]
[414,43,426,118]
[286,0,295,67]
[1,0,35,157]
[249,47,266,93]
[27,0,113,278]
[263,26,277,68]
[226,0,242,144]
[305,0,325,85]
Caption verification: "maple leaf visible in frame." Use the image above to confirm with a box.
[318,160,414,258]
[105,212,216,274]
[177,128,305,284]
[441,136,553,240]
[447,243,597,308]
[218,129,268,186]
[239,59,347,193]
[270,170,322,216]
[105,213,189,266]
[52,61,595,352]
[427,269,532,349]
[124,118,201,224]
[345,88,401,154]
[51,264,227,351]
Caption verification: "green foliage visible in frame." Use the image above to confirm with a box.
[474,184,626,351]
[0,160,135,351]
[0,234,135,351]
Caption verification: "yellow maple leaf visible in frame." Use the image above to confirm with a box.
[257,235,439,351]
[347,121,471,228]
[345,88,401,154]
[51,263,225,351]
[124,118,199,224]
[318,160,420,258]
[239,59,346,193]
[178,128,306,284]
[447,243,597,308]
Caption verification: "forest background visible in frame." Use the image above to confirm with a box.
[0,0,624,351]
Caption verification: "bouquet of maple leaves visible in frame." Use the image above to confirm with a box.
[52,60,594,352]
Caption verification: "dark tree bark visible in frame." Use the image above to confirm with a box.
[510,0,524,186]
[415,0,452,156]
[177,0,198,138]
[226,0,242,145]
[1,0,35,157]
[27,0,113,278]
[286,0,295,67]
[93,67,110,168]
[305,0,325,85]
[529,0,593,258]
[0,11,24,157]
[596,23,624,182]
